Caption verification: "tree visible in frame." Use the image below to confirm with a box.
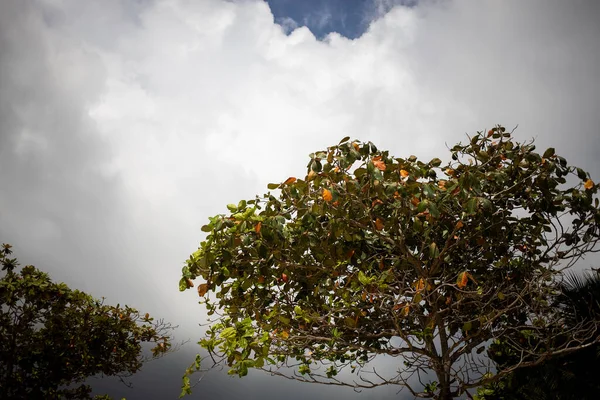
[0,243,175,399]
[179,127,600,399]
[478,269,600,399]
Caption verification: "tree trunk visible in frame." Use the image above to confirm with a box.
[436,370,454,400]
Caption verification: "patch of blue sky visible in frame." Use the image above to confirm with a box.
[265,0,419,40]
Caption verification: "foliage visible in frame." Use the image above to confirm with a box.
[477,270,600,399]
[0,243,175,399]
[180,127,600,399]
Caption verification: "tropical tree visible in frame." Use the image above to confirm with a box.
[478,269,600,399]
[0,243,175,399]
[179,127,600,399]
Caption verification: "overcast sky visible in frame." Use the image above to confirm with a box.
[1,0,599,399]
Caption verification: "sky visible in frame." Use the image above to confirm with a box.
[0,0,599,399]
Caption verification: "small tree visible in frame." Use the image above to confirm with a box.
[179,127,600,399]
[0,243,175,399]
[478,269,600,399]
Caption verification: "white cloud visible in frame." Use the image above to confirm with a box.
[1,0,599,397]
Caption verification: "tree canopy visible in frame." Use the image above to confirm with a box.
[0,243,175,399]
[180,127,600,399]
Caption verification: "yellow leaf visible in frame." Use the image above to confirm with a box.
[375,218,384,231]
[584,179,595,190]
[283,177,297,185]
[413,278,426,292]
[352,142,360,151]
[255,221,262,233]
[457,271,468,289]
[400,169,410,178]
[198,283,209,297]
[307,170,317,181]
[281,330,289,339]
[322,188,333,202]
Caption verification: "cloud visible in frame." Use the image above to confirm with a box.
[1,0,599,398]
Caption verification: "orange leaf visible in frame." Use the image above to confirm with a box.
[281,330,289,339]
[186,279,194,288]
[455,220,464,230]
[198,283,209,297]
[283,177,297,185]
[402,304,410,317]
[352,142,360,151]
[446,168,455,176]
[322,188,333,202]
[347,249,355,258]
[584,179,595,190]
[411,196,420,207]
[255,222,262,233]
[372,199,383,207]
[372,159,386,171]
[375,218,384,231]
[457,271,468,289]
[487,129,494,137]
[400,169,409,178]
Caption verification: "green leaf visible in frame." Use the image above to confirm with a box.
[339,136,350,144]
[428,202,440,218]
[267,183,280,190]
[178,278,188,292]
[465,198,478,214]
[201,225,212,232]
[422,184,435,198]
[227,204,237,212]
[358,271,371,286]
[429,242,439,259]
[220,327,237,339]
[417,200,429,213]
[543,147,555,158]
[429,158,442,167]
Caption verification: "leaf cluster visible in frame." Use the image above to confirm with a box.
[0,244,175,399]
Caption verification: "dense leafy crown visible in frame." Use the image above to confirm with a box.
[0,244,174,400]
[180,127,600,398]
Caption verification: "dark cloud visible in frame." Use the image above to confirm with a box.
[1,0,599,399]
